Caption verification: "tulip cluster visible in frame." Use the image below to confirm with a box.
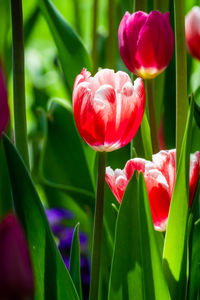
[106,150,200,231]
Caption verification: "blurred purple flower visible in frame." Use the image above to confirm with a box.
[0,62,9,136]
[0,214,34,300]
[46,207,73,236]
[46,208,90,299]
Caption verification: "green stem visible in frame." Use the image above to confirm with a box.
[106,0,116,69]
[89,152,106,300]
[11,0,30,170]
[91,0,98,74]
[174,0,187,169]
[147,79,159,154]
[134,0,147,11]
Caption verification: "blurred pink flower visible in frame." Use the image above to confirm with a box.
[73,68,145,151]
[0,214,34,299]
[185,6,200,61]
[106,150,200,231]
[118,11,174,79]
[0,63,9,135]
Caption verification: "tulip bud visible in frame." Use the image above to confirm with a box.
[118,11,174,79]
[106,150,200,231]
[0,63,9,136]
[185,6,200,61]
[73,68,145,152]
[0,214,34,300]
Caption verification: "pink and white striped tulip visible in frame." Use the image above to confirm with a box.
[73,68,145,152]
[185,6,200,61]
[118,11,174,79]
[106,150,200,231]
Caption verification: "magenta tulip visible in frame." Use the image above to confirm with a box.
[0,214,34,299]
[0,63,9,135]
[106,150,200,231]
[118,11,174,79]
[185,6,200,61]
[73,68,145,151]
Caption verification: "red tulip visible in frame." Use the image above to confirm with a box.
[118,11,174,79]
[0,63,9,135]
[106,150,200,231]
[73,68,145,151]
[0,214,34,299]
[185,6,200,61]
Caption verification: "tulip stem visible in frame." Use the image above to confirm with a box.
[89,151,106,300]
[11,0,30,170]
[107,0,116,69]
[174,0,187,169]
[91,0,99,74]
[147,79,159,154]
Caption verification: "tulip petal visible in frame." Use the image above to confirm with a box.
[189,151,200,206]
[152,150,176,197]
[118,11,148,72]
[185,6,200,60]
[144,169,170,231]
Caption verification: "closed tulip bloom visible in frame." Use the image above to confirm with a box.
[0,63,9,135]
[0,214,34,300]
[118,11,174,79]
[185,6,200,61]
[73,68,145,151]
[106,150,200,231]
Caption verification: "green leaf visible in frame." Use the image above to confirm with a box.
[108,173,170,300]
[140,111,153,160]
[188,219,200,300]
[69,223,83,300]
[24,6,40,45]
[163,98,194,299]
[132,111,152,161]
[38,0,92,94]
[138,174,170,300]
[98,184,119,300]
[39,100,95,209]
[108,174,143,300]
[3,135,79,300]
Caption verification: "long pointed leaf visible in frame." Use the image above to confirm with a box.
[69,223,83,300]
[3,135,79,300]
[108,174,143,300]
[38,0,92,94]
[163,98,194,299]
[108,173,170,300]
[138,174,171,300]
[188,219,200,300]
